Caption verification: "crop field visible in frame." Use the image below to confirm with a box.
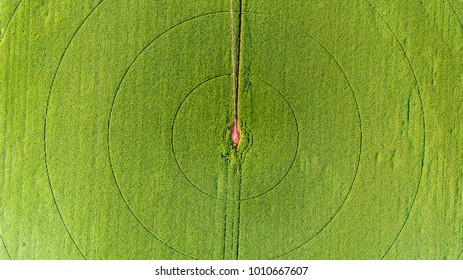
[1,0,463,260]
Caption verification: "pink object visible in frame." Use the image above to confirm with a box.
[230,119,241,148]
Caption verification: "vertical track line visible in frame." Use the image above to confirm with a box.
[230,0,243,147]
[228,0,243,259]
[44,1,107,260]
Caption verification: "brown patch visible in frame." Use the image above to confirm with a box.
[230,119,241,148]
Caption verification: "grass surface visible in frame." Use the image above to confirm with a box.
[1,0,463,259]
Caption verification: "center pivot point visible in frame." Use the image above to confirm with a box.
[230,119,241,148]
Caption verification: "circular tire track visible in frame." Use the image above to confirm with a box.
[0,0,23,41]
[263,0,425,258]
[229,11,364,259]
[45,2,229,260]
[238,8,425,259]
[169,73,235,200]
[256,17,363,259]
[362,0,426,259]
[107,11,231,259]
[44,0,106,259]
[170,74,300,202]
[42,2,430,260]
[238,77,300,201]
[107,10,361,259]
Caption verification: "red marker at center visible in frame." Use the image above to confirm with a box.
[230,119,241,148]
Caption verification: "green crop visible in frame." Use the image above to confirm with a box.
[1,0,463,259]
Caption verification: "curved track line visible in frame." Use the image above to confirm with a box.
[168,73,245,259]
[0,0,23,259]
[240,76,300,201]
[170,74,233,197]
[0,234,12,260]
[109,10,360,259]
[44,0,107,260]
[458,246,463,260]
[228,11,362,259]
[260,12,363,259]
[108,11,232,260]
[363,0,427,260]
[170,73,300,202]
[174,11,361,205]
[0,0,23,41]
[446,0,463,29]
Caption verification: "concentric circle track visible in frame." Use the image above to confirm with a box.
[44,0,106,259]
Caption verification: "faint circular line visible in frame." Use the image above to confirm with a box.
[108,11,231,260]
[173,11,363,206]
[170,74,233,199]
[170,74,300,202]
[1,0,22,259]
[44,0,107,260]
[238,76,300,201]
[362,0,426,259]
[241,11,364,259]
[0,0,23,41]
[458,247,463,260]
[446,0,463,29]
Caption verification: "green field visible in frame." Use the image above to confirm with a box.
[1,0,463,260]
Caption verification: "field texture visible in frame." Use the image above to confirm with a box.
[1,0,463,259]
